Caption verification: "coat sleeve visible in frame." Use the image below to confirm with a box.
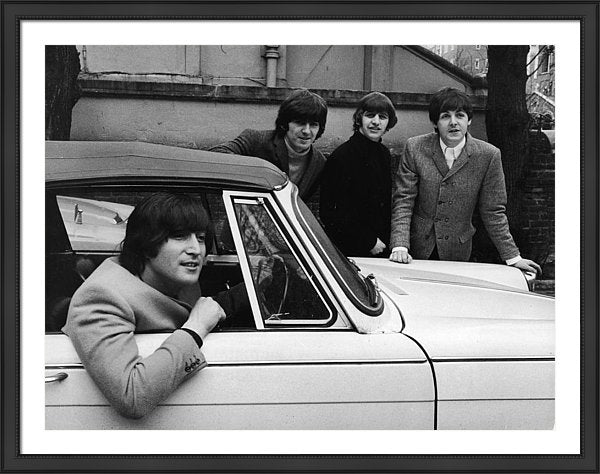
[65,284,206,419]
[478,149,520,261]
[319,151,379,255]
[390,140,419,249]
[208,129,256,155]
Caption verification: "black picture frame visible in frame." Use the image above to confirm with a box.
[2,1,598,473]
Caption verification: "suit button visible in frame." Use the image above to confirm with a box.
[448,201,453,205]
[445,218,449,222]
[444,236,449,240]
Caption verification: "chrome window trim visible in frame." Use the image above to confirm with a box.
[222,191,269,330]
[283,188,384,316]
[223,190,345,329]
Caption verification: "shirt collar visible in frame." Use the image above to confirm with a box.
[440,136,466,157]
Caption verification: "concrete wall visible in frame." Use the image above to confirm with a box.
[390,47,471,94]
[285,45,365,90]
[70,84,488,155]
[77,45,475,93]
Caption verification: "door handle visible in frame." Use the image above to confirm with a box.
[45,372,68,383]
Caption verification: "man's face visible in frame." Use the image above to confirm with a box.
[436,109,471,147]
[358,111,389,142]
[143,231,206,296]
[285,120,320,153]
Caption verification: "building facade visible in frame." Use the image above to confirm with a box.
[70,45,488,154]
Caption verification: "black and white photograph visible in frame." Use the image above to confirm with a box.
[2,4,597,473]
[45,44,556,430]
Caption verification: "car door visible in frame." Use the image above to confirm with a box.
[45,186,435,429]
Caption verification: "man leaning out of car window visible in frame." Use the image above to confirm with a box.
[63,192,249,419]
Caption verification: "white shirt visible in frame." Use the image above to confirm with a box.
[440,136,466,169]
[392,136,521,266]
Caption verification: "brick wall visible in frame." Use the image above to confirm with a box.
[521,131,555,278]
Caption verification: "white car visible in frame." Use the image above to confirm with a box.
[45,140,555,430]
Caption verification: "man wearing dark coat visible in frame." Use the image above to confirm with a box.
[320,92,398,257]
[209,89,328,200]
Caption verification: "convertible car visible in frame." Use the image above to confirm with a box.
[45,140,555,430]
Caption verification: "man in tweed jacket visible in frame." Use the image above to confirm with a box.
[389,87,541,275]
[209,89,328,200]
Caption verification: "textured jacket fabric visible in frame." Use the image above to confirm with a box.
[62,257,207,419]
[320,131,392,257]
[390,132,520,261]
[209,129,326,199]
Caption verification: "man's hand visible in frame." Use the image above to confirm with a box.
[512,258,542,277]
[369,238,387,256]
[183,297,226,339]
[389,248,413,264]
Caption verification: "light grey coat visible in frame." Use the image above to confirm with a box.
[63,257,206,419]
[390,132,520,262]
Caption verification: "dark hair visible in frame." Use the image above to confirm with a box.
[120,192,213,275]
[352,92,398,132]
[275,89,328,140]
[428,87,474,127]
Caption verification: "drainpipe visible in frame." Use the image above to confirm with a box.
[264,45,280,87]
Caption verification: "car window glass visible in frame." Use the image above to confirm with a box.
[206,192,236,255]
[233,198,332,325]
[46,188,254,333]
[56,194,133,252]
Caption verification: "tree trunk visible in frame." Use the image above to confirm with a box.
[483,45,530,257]
[45,46,81,140]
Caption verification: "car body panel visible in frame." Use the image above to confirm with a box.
[44,140,555,430]
[437,399,555,430]
[46,332,435,430]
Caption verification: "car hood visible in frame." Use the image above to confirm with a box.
[355,258,555,360]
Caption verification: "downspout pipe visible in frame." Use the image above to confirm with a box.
[264,45,280,87]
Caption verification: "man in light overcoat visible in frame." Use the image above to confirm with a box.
[389,87,541,275]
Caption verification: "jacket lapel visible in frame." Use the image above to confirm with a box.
[431,136,450,177]
[273,135,290,174]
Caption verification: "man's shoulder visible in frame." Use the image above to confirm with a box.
[75,258,133,294]
[406,132,437,146]
[405,133,437,153]
[467,134,500,156]
[239,129,277,142]
[328,137,353,159]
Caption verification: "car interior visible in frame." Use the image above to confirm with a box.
[45,186,332,333]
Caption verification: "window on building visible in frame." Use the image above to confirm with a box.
[539,47,550,73]
[475,45,481,50]
[474,59,480,70]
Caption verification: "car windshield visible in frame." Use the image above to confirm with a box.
[295,199,383,315]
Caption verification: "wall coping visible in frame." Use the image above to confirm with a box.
[78,74,487,109]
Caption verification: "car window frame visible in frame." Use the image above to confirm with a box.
[223,190,346,330]
[286,189,384,317]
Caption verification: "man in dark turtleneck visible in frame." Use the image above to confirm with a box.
[209,89,328,200]
[320,92,397,257]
